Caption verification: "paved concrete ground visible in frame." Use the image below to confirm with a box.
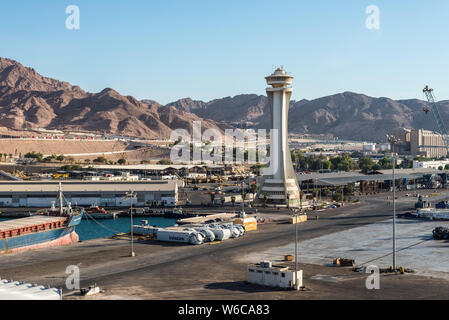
[244,218,449,280]
[2,190,449,299]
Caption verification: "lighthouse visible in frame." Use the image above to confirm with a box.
[258,67,301,207]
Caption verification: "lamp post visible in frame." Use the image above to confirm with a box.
[387,135,400,270]
[124,190,137,257]
[294,209,299,290]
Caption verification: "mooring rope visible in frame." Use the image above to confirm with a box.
[83,211,122,235]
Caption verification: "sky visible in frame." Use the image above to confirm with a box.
[1,0,448,104]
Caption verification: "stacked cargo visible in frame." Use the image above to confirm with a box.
[133,225,160,236]
[234,217,258,231]
[156,228,205,245]
[289,215,307,224]
[132,220,247,245]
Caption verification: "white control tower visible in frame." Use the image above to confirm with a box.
[258,67,301,207]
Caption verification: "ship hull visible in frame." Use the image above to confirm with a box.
[0,226,79,254]
[0,211,83,254]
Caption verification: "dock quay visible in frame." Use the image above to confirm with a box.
[0,208,40,218]
[118,209,198,219]
[176,213,238,225]
[2,193,449,300]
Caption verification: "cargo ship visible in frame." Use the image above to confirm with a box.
[0,183,84,254]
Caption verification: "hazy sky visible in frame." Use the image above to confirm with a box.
[1,0,448,104]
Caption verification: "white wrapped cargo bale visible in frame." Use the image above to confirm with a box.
[207,227,231,241]
[133,225,160,236]
[156,229,204,245]
[193,228,216,242]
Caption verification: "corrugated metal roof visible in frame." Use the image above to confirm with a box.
[87,164,225,170]
[297,169,439,186]
[0,280,61,300]
[0,181,179,193]
[297,172,365,182]
[378,168,440,175]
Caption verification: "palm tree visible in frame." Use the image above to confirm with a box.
[262,192,268,208]
[300,190,304,212]
[323,188,330,201]
[250,183,258,200]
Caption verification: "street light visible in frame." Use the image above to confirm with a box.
[386,134,401,270]
[124,190,137,257]
[293,208,299,290]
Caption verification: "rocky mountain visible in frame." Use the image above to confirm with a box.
[0,57,224,138]
[166,92,449,142]
[1,57,447,142]
[164,98,206,114]
[0,58,85,95]
[288,93,449,141]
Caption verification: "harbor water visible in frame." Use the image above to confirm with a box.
[0,217,178,241]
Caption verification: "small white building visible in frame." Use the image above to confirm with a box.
[247,261,302,290]
[413,160,449,169]
[186,172,207,179]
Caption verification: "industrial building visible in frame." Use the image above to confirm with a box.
[0,180,181,208]
[297,168,448,193]
[390,128,448,158]
[413,160,449,169]
[411,129,447,158]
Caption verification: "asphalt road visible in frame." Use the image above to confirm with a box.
[2,190,449,299]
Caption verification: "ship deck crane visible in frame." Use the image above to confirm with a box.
[422,85,449,155]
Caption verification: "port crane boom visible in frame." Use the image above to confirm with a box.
[423,85,449,155]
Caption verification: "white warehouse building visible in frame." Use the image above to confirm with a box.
[413,160,449,169]
[0,180,182,208]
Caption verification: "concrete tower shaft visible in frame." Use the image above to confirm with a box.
[258,68,301,207]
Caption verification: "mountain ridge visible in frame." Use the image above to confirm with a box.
[1,57,447,142]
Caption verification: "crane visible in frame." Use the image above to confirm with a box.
[422,85,449,155]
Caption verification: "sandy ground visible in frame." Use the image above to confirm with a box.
[0,140,128,157]
[0,139,171,163]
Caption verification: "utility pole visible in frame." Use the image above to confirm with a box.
[341,185,344,205]
[124,190,137,257]
[387,135,400,270]
[294,209,299,290]
[241,181,245,217]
